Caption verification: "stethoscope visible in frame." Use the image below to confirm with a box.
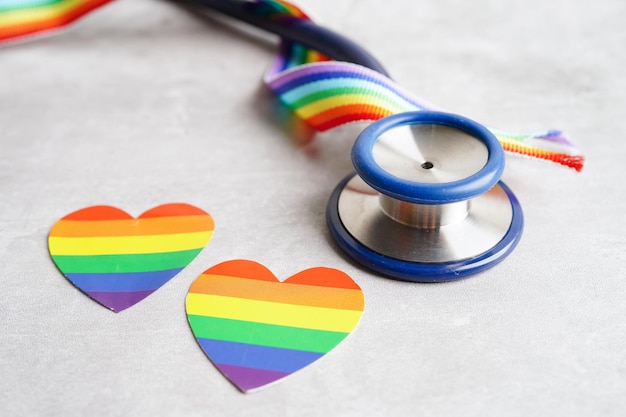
[327,111,523,282]
[179,0,523,282]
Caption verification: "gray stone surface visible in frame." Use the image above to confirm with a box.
[1,0,624,415]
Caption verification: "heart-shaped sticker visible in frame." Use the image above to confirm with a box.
[49,203,214,312]
[186,260,364,392]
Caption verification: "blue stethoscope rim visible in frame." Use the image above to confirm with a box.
[352,111,505,204]
[326,173,524,282]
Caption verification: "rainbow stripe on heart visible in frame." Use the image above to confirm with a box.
[49,204,214,312]
[186,260,364,392]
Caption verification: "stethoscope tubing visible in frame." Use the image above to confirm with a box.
[171,0,390,76]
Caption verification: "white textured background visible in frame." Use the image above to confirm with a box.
[1,0,625,416]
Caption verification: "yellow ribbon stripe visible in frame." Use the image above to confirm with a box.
[0,0,88,26]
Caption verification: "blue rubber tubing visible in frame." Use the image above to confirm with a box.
[172,0,390,76]
[351,111,505,204]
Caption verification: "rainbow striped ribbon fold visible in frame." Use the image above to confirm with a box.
[259,0,584,171]
[0,0,113,43]
[0,0,584,171]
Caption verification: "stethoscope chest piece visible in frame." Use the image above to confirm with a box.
[327,111,524,282]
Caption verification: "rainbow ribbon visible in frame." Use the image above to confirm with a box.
[258,0,584,171]
[0,0,113,43]
[0,0,584,170]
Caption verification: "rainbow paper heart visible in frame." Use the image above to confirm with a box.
[49,203,214,312]
[186,260,364,392]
